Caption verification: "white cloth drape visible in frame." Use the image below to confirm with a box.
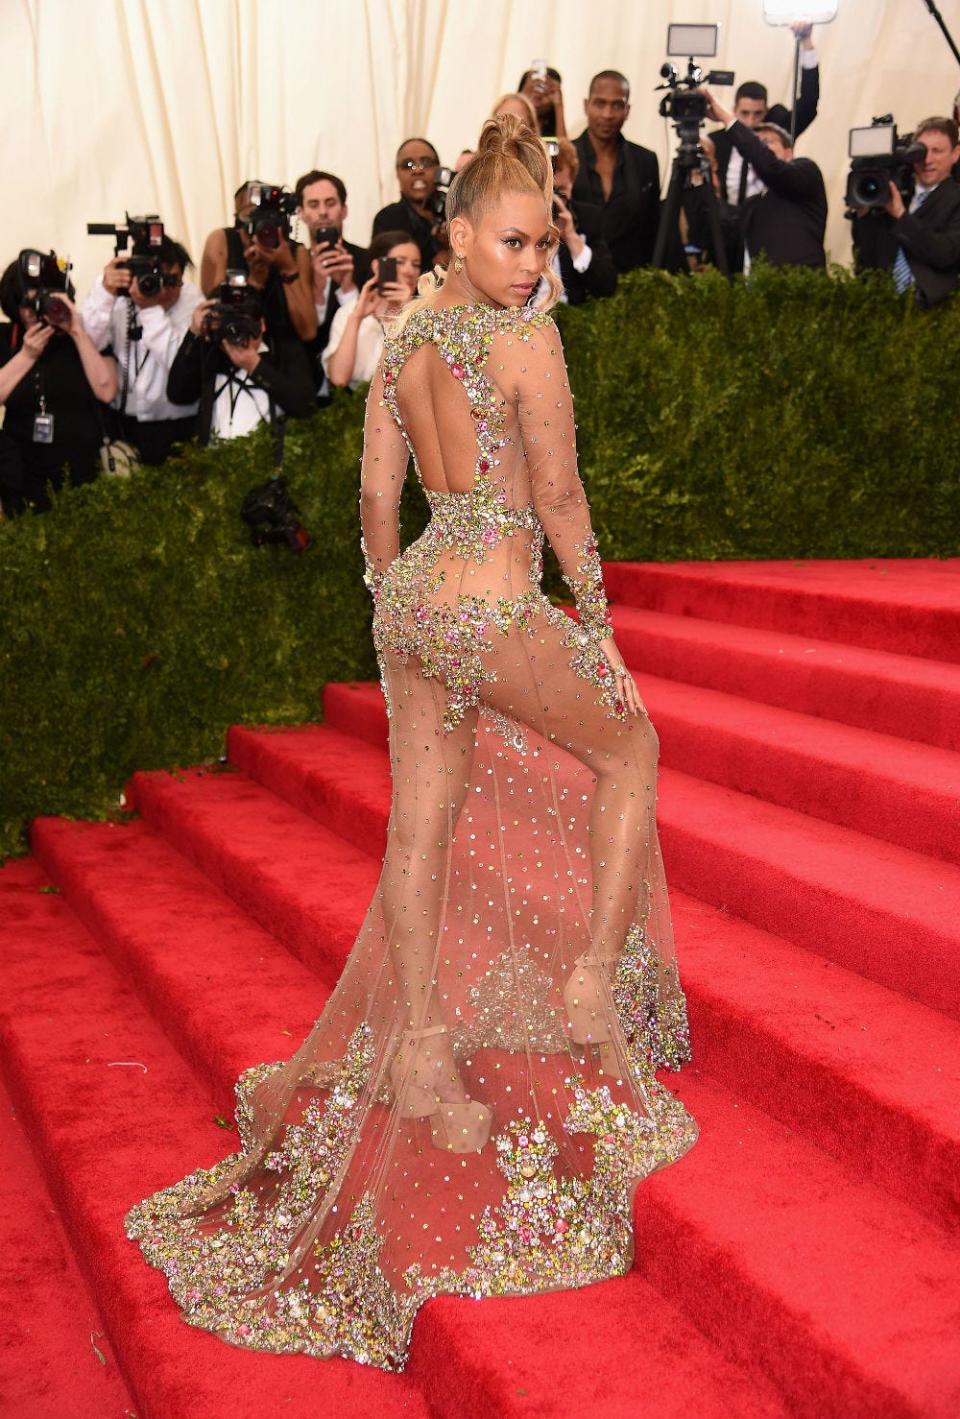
[5,0,958,296]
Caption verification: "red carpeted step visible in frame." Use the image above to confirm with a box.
[324,675,960,867]
[633,672,960,866]
[232,720,960,1021]
[120,756,960,1231]
[634,1070,960,1419]
[0,859,429,1419]
[0,1070,135,1419]
[0,860,787,1419]
[609,605,960,753]
[601,558,960,663]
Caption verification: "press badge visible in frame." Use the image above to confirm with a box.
[33,397,54,443]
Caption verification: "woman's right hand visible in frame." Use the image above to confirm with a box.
[21,322,55,362]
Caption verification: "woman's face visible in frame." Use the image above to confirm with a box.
[376,241,421,300]
[450,193,554,309]
[396,141,438,205]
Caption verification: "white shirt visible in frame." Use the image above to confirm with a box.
[81,275,203,419]
[726,48,818,207]
[321,307,386,390]
[210,342,272,440]
[315,281,359,397]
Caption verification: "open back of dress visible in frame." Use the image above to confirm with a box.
[125,301,697,1371]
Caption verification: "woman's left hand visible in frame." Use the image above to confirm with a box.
[599,635,644,715]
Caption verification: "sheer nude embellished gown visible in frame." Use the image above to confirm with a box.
[125,300,698,1370]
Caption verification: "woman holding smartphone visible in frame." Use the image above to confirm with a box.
[321,231,421,390]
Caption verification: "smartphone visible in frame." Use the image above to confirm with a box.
[377,256,398,290]
[530,57,548,84]
[313,225,339,249]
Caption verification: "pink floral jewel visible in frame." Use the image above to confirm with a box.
[451,363,466,379]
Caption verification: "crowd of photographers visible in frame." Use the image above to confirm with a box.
[2,29,959,517]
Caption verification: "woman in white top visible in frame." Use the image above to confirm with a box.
[322,232,421,390]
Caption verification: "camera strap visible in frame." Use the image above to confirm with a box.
[269,395,286,474]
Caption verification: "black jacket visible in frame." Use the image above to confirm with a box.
[851,180,960,308]
[167,330,315,445]
[570,131,661,273]
[557,199,618,304]
[311,237,373,371]
[727,120,827,269]
[371,200,441,273]
[711,62,820,203]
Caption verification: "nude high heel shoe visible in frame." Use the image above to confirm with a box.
[389,1024,493,1153]
[563,955,622,1079]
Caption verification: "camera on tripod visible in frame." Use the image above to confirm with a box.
[237,182,299,249]
[656,24,734,170]
[845,117,926,210]
[87,212,173,296]
[17,249,74,326]
[202,269,263,345]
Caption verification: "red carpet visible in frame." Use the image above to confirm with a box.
[2,556,959,1419]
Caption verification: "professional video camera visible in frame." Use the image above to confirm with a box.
[202,270,263,345]
[845,117,926,210]
[17,249,74,326]
[429,166,456,223]
[655,23,734,171]
[237,181,298,249]
[87,212,173,296]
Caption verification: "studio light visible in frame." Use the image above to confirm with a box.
[762,0,839,23]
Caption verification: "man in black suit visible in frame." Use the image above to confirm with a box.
[709,22,821,272]
[851,117,960,309]
[571,70,660,274]
[294,169,371,401]
[549,139,617,304]
[702,90,826,270]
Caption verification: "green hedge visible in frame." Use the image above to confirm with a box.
[2,265,958,856]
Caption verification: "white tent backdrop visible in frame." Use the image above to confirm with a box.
[5,0,960,296]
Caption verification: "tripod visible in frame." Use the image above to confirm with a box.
[652,136,731,278]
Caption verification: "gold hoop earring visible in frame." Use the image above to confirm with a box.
[453,254,464,275]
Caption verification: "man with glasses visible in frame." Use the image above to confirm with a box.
[81,235,203,464]
[372,138,448,273]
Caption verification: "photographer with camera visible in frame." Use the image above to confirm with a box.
[571,70,661,274]
[0,251,117,515]
[700,88,827,270]
[80,233,202,465]
[322,232,421,391]
[200,182,316,344]
[851,117,960,308]
[518,63,568,138]
[372,139,449,274]
[294,169,371,399]
[167,275,314,444]
[535,139,617,305]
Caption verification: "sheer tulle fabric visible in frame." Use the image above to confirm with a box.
[125,302,697,1370]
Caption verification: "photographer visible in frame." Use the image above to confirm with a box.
[200,182,316,343]
[571,70,661,274]
[851,117,960,308]
[80,236,202,465]
[167,283,314,444]
[0,253,117,515]
[294,169,371,397]
[372,139,448,273]
[701,89,827,270]
[322,232,420,391]
[537,139,617,305]
[518,64,567,138]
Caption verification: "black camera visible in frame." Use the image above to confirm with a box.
[17,249,73,326]
[845,118,926,210]
[238,181,298,250]
[87,212,176,297]
[429,166,455,223]
[656,28,734,173]
[240,475,311,552]
[202,270,263,345]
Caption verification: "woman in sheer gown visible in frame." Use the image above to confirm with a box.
[125,115,698,1371]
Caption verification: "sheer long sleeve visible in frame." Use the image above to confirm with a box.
[514,318,612,639]
[359,364,410,598]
